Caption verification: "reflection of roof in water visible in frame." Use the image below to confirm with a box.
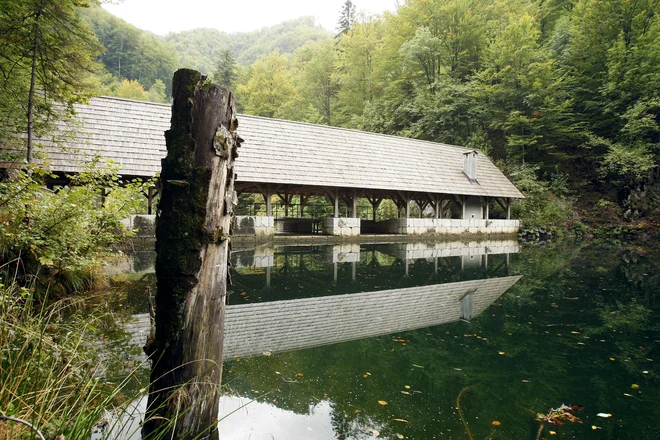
[123,275,521,362]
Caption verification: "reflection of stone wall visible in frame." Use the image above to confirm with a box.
[232,245,274,268]
[234,216,275,236]
[390,239,519,260]
[121,215,156,237]
[326,244,360,263]
[322,217,360,236]
[382,218,520,235]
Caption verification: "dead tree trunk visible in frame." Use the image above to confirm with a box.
[142,68,241,440]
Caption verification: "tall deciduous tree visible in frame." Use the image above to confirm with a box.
[0,0,101,163]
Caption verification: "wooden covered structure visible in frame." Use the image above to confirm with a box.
[5,96,524,236]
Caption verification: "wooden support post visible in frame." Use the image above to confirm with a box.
[284,190,289,217]
[367,196,382,222]
[266,186,272,216]
[351,190,358,218]
[506,198,511,220]
[147,186,155,215]
[144,69,240,440]
[300,195,308,218]
[334,190,339,217]
[484,197,489,220]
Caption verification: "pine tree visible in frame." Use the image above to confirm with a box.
[212,49,238,90]
[337,0,356,36]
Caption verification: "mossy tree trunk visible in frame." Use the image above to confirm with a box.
[142,68,241,440]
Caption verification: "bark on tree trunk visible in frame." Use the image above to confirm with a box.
[142,69,241,440]
[26,6,43,164]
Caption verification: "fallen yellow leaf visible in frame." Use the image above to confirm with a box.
[396,434,404,439]
[491,421,501,426]
[378,400,388,406]
[592,425,598,430]
[498,351,506,355]
[296,373,304,377]
[393,418,408,423]
[400,391,411,395]
[549,430,556,435]
[631,384,640,389]
[404,385,411,389]
[597,413,612,418]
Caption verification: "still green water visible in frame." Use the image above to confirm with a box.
[211,240,659,440]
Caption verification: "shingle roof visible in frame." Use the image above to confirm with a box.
[34,96,523,198]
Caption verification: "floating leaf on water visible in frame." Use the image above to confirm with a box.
[396,434,404,439]
[623,393,632,397]
[491,421,501,426]
[597,413,612,418]
[592,425,598,430]
[275,371,281,375]
[404,385,411,389]
[365,428,380,436]
[393,418,408,423]
[609,357,616,361]
[296,373,304,377]
[631,384,640,389]
[571,331,581,334]
[412,364,424,368]
[400,391,411,395]
[642,370,649,374]
[522,380,530,383]
[378,400,388,406]
[498,351,506,355]
[549,430,556,435]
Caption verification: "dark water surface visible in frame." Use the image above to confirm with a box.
[216,240,659,440]
[107,239,660,439]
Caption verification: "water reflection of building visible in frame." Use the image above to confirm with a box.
[223,275,520,359]
[122,240,520,363]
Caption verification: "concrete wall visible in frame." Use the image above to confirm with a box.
[233,215,275,236]
[322,217,360,236]
[121,215,156,237]
[382,218,520,235]
[464,196,482,219]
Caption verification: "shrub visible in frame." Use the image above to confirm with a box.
[0,161,153,294]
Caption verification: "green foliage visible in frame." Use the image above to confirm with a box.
[79,6,177,93]
[509,164,574,230]
[212,49,238,90]
[0,162,153,292]
[0,278,145,440]
[0,0,102,162]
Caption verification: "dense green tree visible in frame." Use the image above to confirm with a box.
[292,40,338,125]
[212,49,238,90]
[79,6,177,93]
[0,0,101,163]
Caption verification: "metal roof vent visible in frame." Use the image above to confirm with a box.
[463,150,478,182]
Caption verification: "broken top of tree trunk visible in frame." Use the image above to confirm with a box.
[143,69,241,440]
